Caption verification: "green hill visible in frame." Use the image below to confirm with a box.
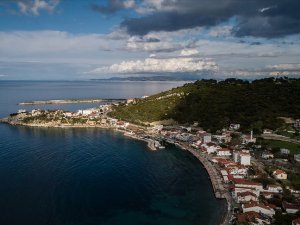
[109,77,300,133]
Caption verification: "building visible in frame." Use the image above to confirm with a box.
[201,143,221,154]
[242,130,256,144]
[236,191,258,203]
[263,129,273,134]
[234,179,264,192]
[242,202,275,217]
[237,212,270,225]
[216,148,232,156]
[292,218,300,225]
[280,148,290,155]
[197,131,212,143]
[262,152,274,159]
[294,154,300,162]
[282,201,300,214]
[17,109,27,114]
[266,184,283,193]
[233,150,251,166]
[294,119,300,131]
[273,169,287,180]
[230,123,240,130]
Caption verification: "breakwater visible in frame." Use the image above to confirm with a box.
[19,98,126,105]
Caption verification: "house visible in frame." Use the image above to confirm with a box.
[280,148,290,155]
[126,98,136,104]
[282,201,300,214]
[17,109,27,114]
[197,131,212,143]
[273,169,287,180]
[242,202,275,217]
[234,179,264,191]
[216,148,232,156]
[294,154,300,162]
[263,129,273,134]
[262,152,274,159]
[236,191,258,203]
[213,132,232,143]
[201,143,221,154]
[230,123,240,130]
[266,184,283,193]
[237,212,270,225]
[260,192,275,199]
[294,119,300,131]
[292,218,300,225]
[233,150,251,166]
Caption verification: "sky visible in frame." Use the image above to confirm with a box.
[0,0,300,80]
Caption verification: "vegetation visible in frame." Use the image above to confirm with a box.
[261,139,300,155]
[109,77,300,132]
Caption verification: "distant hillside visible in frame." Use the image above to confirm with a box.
[109,77,300,133]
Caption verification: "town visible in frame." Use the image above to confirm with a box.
[2,100,300,225]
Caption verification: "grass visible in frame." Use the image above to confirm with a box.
[260,139,300,155]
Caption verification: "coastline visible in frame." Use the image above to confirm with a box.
[1,119,231,225]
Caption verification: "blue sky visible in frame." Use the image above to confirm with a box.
[0,0,300,80]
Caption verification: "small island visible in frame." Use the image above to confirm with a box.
[2,77,300,225]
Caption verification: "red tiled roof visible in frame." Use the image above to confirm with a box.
[237,191,257,198]
[237,212,261,223]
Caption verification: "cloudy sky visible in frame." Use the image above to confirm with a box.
[0,0,300,80]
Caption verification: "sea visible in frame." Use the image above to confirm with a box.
[0,80,225,225]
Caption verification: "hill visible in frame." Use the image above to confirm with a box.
[109,77,300,133]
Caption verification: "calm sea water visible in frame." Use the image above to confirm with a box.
[0,81,225,225]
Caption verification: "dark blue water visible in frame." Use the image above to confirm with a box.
[0,81,225,225]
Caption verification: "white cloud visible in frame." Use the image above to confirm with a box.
[89,55,218,74]
[180,49,199,56]
[17,0,60,15]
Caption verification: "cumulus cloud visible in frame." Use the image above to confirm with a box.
[88,55,218,74]
[180,49,199,56]
[12,0,60,15]
[113,0,300,38]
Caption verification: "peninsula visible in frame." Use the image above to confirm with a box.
[2,77,300,225]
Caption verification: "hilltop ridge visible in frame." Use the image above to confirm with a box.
[109,77,300,132]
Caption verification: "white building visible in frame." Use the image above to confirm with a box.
[201,143,221,154]
[266,184,283,193]
[17,109,27,114]
[294,154,300,162]
[233,150,251,166]
[280,148,290,155]
[242,203,275,217]
[236,191,258,203]
[283,201,300,214]
[262,152,274,159]
[294,119,300,131]
[230,123,240,130]
[217,148,232,156]
[273,169,287,180]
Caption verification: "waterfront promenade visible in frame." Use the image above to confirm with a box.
[174,142,233,225]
